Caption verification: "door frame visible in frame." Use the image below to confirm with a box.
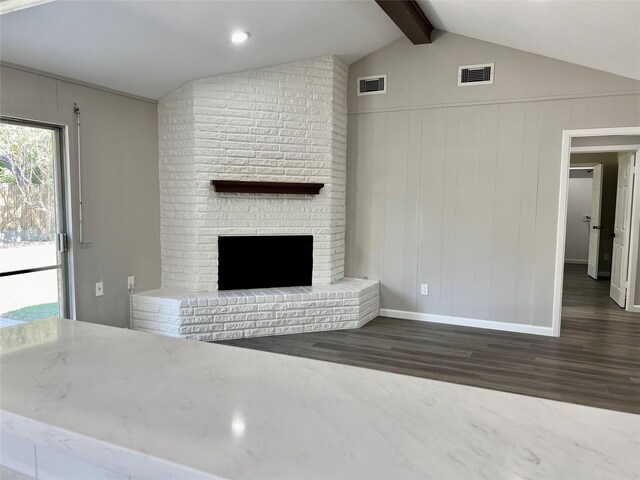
[554,126,640,336]
[566,165,599,273]
[0,115,76,320]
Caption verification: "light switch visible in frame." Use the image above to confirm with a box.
[95,282,104,297]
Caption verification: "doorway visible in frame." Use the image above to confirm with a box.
[564,165,595,271]
[568,150,637,309]
[554,127,640,336]
[0,118,71,327]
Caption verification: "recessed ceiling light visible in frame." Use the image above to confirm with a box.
[230,31,250,44]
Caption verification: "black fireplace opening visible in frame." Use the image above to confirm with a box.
[218,235,313,290]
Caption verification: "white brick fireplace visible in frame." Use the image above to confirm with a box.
[132,55,379,341]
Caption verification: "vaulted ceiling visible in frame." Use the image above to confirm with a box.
[1,0,638,100]
[0,1,402,99]
[418,0,640,82]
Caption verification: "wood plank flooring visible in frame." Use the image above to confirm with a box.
[220,264,640,414]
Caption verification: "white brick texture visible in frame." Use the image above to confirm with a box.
[159,56,348,290]
[132,279,379,341]
[146,55,379,342]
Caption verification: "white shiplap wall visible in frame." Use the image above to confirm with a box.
[346,94,640,328]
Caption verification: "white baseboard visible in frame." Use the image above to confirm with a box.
[564,259,588,265]
[379,309,556,337]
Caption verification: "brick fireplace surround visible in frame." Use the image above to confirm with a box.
[132,56,379,341]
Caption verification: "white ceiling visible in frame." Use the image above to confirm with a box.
[0,0,402,99]
[1,1,638,100]
[419,0,640,82]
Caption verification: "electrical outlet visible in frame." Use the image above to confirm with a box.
[420,284,429,296]
[95,282,104,297]
[127,276,135,290]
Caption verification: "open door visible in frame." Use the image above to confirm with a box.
[610,153,635,307]
[587,165,603,279]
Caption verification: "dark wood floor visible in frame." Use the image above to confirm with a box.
[220,264,640,414]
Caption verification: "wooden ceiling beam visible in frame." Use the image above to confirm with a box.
[375,0,434,44]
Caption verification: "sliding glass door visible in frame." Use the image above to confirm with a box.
[0,119,70,327]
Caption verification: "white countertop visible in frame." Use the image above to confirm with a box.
[0,318,638,479]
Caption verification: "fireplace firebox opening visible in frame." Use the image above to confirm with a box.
[218,235,313,290]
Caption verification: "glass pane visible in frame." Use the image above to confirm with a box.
[0,270,61,328]
[0,123,58,272]
[0,122,62,328]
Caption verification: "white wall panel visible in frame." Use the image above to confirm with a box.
[452,106,481,318]
[346,94,636,329]
[490,103,526,323]
[439,108,461,316]
[516,102,542,325]
[382,111,409,309]
[416,108,447,314]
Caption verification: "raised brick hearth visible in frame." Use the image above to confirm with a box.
[132,279,378,341]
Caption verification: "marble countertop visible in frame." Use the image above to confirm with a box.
[1,318,638,479]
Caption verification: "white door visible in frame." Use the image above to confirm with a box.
[587,165,603,279]
[610,153,635,307]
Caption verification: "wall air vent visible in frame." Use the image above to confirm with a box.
[357,75,387,96]
[458,63,494,86]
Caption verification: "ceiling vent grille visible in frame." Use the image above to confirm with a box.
[458,63,494,86]
[357,75,387,96]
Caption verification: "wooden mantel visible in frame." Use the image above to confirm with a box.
[210,180,324,195]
